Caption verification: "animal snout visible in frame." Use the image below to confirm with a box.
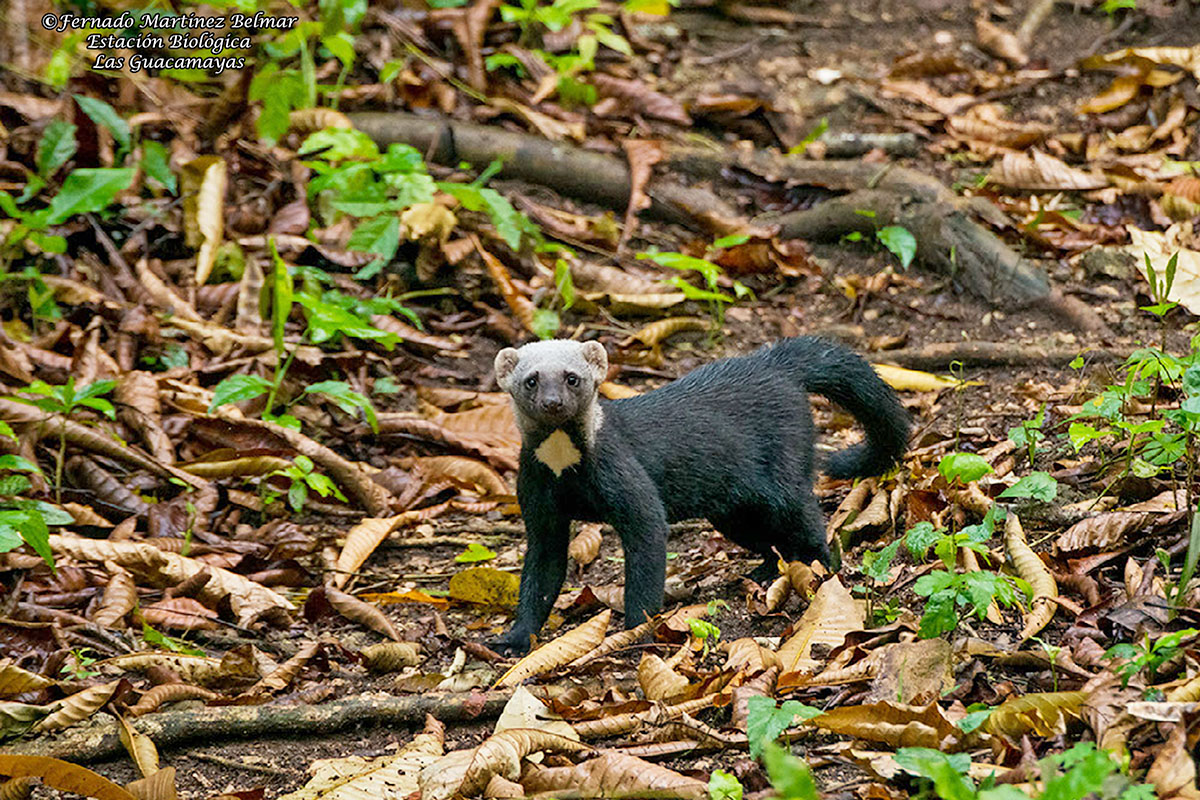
[541,398,564,413]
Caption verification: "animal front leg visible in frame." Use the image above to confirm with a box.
[491,511,570,654]
[612,502,668,629]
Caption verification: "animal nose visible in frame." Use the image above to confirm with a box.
[543,398,563,413]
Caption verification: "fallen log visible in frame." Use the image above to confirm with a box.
[5,690,513,763]
[348,111,1108,333]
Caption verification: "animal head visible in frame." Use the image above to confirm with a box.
[495,340,608,427]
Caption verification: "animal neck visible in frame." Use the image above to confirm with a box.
[515,402,604,477]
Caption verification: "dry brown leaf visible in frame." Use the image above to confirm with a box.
[288,107,353,132]
[49,534,294,627]
[0,661,55,698]
[1146,721,1200,799]
[872,363,961,393]
[592,74,692,125]
[946,103,1051,148]
[808,700,965,750]
[865,639,954,705]
[245,640,321,697]
[361,642,422,672]
[406,456,511,500]
[764,574,791,612]
[569,523,603,567]
[1057,511,1152,552]
[496,609,612,687]
[92,565,137,628]
[419,730,590,800]
[628,317,709,348]
[180,156,227,286]
[0,756,136,800]
[324,587,402,641]
[1086,45,1200,80]
[0,776,33,800]
[487,97,585,142]
[722,638,780,674]
[125,684,219,717]
[370,316,463,352]
[637,653,690,701]
[620,139,665,249]
[33,681,119,733]
[474,238,536,333]
[117,716,159,778]
[984,691,1086,739]
[124,766,177,800]
[1005,513,1058,640]
[777,576,865,675]
[332,513,423,589]
[275,715,444,800]
[115,371,173,464]
[571,260,671,296]
[975,17,1027,67]
[990,149,1108,191]
[139,598,219,632]
[523,751,706,800]
[180,454,294,479]
[568,617,656,668]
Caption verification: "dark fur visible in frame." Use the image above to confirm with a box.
[490,337,909,653]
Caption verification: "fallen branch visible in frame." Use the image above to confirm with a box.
[5,690,513,763]
[348,112,1108,333]
[873,340,1121,370]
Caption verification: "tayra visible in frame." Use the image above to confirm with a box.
[490,337,909,654]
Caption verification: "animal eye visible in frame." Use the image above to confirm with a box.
[524,375,537,389]
[565,374,579,387]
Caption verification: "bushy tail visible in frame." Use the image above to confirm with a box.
[764,337,910,478]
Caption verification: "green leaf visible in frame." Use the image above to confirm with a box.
[746,697,822,759]
[876,225,917,269]
[554,259,576,311]
[639,251,723,284]
[997,472,1057,502]
[531,308,561,340]
[347,215,400,260]
[713,233,751,249]
[957,707,993,733]
[288,480,308,512]
[208,374,272,412]
[918,588,959,638]
[73,95,131,153]
[894,748,975,800]
[788,117,828,156]
[937,452,992,485]
[297,294,400,349]
[37,120,77,178]
[303,380,378,432]
[0,421,14,442]
[0,455,39,474]
[905,522,942,560]
[760,743,818,800]
[141,140,177,194]
[270,239,294,357]
[299,128,380,162]
[708,769,743,800]
[45,168,135,225]
[456,542,498,563]
[862,539,901,583]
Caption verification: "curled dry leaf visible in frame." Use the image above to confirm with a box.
[245,640,322,697]
[180,454,293,479]
[407,456,511,500]
[33,681,120,734]
[0,776,33,800]
[872,363,961,393]
[115,371,174,464]
[125,684,219,717]
[370,315,464,352]
[419,730,590,800]
[495,609,612,687]
[628,317,708,348]
[974,17,1028,66]
[983,691,1086,739]
[722,638,780,674]
[124,766,176,800]
[637,654,690,701]
[777,576,865,676]
[92,566,137,628]
[275,714,444,800]
[1145,718,1200,799]
[598,382,640,400]
[333,512,423,589]
[180,156,227,286]
[361,642,422,672]
[572,696,715,741]
[288,107,353,133]
[0,756,136,800]
[101,653,227,687]
[522,751,706,800]
[116,715,159,778]
[592,74,692,126]
[1161,177,1200,222]
[1057,511,1152,553]
[568,617,655,668]
[139,598,219,632]
[571,260,671,296]
[990,149,1108,191]
[568,523,603,567]
[764,574,791,612]
[49,534,294,627]
[495,686,579,739]
[810,700,964,750]
[1004,513,1058,640]
[324,587,402,641]
[620,139,665,248]
[0,661,55,698]
[379,404,521,471]
[474,239,536,333]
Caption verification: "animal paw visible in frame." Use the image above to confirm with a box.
[487,631,533,656]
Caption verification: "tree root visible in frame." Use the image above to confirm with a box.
[5,690,513,763]
[348,112,1109,334]
[873,340,1120,370]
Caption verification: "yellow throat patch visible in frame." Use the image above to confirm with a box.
[534,429,581,477]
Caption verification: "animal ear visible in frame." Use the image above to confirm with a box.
[581,341,608,385]
[494,348,520,391]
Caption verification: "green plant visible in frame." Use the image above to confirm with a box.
[59,647,100,681]
[1158,510,1200,611]
[1104,628,1198,688]
[10,378,115,500]
[637,250,751,334]
[688,618,721,656]
[896,742,1152,800]
[708,769,742,800]
[858,538,901,625]
[0,436,64,569]
[1008,405,1047,466]
[141,622,205,656]
[259,455,348,513]
[1030,636,1064,692]
[745,696,823,758]
[456,542,498,563]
